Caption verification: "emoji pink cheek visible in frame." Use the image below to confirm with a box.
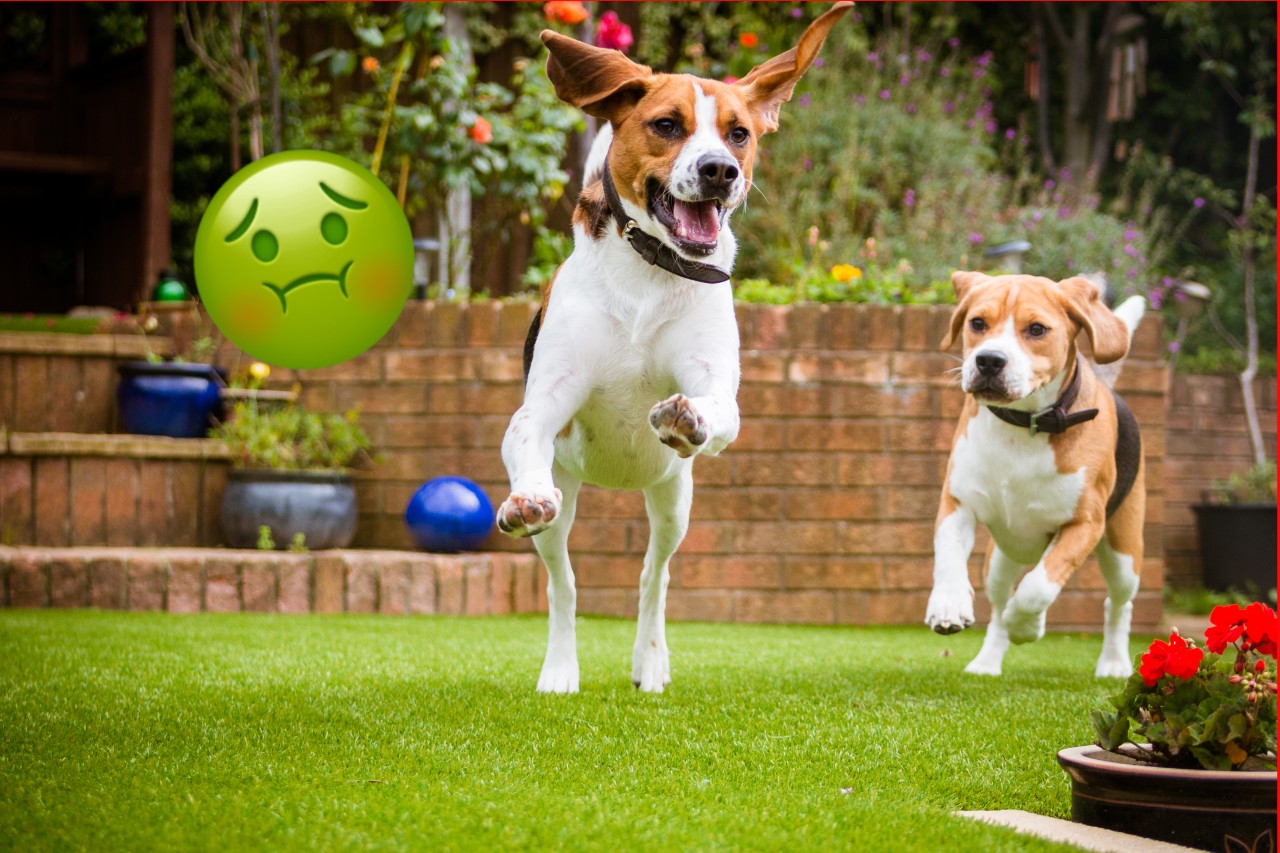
[351,261,408,309]
[224,290,284,341]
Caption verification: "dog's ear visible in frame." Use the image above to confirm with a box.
[1058,276,1131,364]
[541,30,651,125]
[941,271,989,350]
[735,2,853,134]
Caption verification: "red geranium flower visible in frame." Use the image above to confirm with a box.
[1139,632,1204,687]
[1242,601,1278,657]
[544,1,588,26]
[739,32,759,49]
[595,11,633,53]
[1205,603,1247,654]
[469,116,493,145]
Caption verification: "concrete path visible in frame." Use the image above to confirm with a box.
[957,810,1202,853]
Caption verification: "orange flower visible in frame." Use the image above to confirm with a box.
[739,32,759,49]
[361,56,379,73]
[469,116,493,144]
[544,1,588,25]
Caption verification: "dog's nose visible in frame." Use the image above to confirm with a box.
[697,154,739,192]
[974,351,1008,377]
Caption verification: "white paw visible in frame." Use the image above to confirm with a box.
[632,642,671,693]
[649,394,707,459]
[497,489,562,538]
[1095,653,1133,679]
[537,654,579,694]
[964,656,1003,676]
[1002,603,1046,645]
[925,584,975,634]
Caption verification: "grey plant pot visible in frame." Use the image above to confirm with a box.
[221,469,357,550]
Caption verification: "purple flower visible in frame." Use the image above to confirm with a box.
[948,37,959,48]
[1058,206,1071,219]
[976,51,992,67]
[879,89,891,100]
[803,156,813,172]
[906,102,917,114]
[790,6,803,18]
[1149,290,1164,309]
[1126,270,1137,280]
[916,49,932,63]
[1175,290,1188,302]
[1193,197,1205,208]
[968,232,983,245]
[1124,243,1139,257]
[867,51,880,65]
[900,74,911,88]
[983,119,997,133]
[966,119,976,129]
[855,94,867,106]
[814,58,825,68]
[1032,210,1044,222]
[1124,228,1138,241]
[1005,128,1016,140]
[904,189,916,207]
[1059,167,1071,180]
[799,93,810,106]
[940,66,951,78]
[973,68,987,79]
[1044,179,1056,190]
[943,100,955,115]
[1168,341,1181,354]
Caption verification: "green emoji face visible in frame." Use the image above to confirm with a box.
[194,151,413,369]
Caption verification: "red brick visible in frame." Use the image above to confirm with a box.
[296,349,382,382]
[167,553,204,613]
[838,522,933,556]
[379,559,410,615]
[429,302,465,347]
[169,463,200,547]
[384,351,475,382]
[346,556,380,613]
[241,555,277,612]
[200,464,227,547]
[837,454,946,487]
[680,556,780,589]
[785,557,881,590]
[68,458,106,546]
[78,359,115,433]
[891,352,954,384]
[104,459,137,546]
[127,553,168,611]
[827,305,869,352]
[437,557,464,615]
[689,489,782,521]
[314,554,346,613]
[665,589,732,621]
[576,588,632,617]
[0,458,32,545]
[575,556,639,589]
[48,557,87,608]
[734,590,834,624]
[407,559,438,614]
[740,352,788,384]
[743,305,791,349]
[463,556,491,615]
[476,351,525,383]
[396,302,429,347]
[136,462,170,547]
[274,555,311,614]
[204,555,240,612]
[497,301,539,347]
[883,558,934,590]
[535,561,548,612]
[13,355,49,431]
[884,487,942,521]
[489,554,513,615]
[733,453,835,486]
[512,556,536,614]
[864,305,903,351]
[466,301,501,347]
[88,555,128,609]
[783,489,878,522]
[787,420,882,451]
[334,384,427,415]
[8,551,47,607]
[789,304,829,349]
[32,458,69,545]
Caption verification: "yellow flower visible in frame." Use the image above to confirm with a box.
[831,264,862,282]
[248,362,271,381]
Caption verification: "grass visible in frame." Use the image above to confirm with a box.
[0,314,103,334]
[0,612,1128,852]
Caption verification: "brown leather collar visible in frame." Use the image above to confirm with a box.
[985,356,1099,435]
[600,164,731,284]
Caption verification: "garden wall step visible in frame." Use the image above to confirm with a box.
[0,547,546,617]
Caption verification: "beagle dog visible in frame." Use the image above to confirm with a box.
[497,5,852,693]
[925,271,1147,678]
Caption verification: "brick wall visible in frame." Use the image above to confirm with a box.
[1164,374,1278,589]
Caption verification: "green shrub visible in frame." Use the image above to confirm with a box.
[215,402,373,471]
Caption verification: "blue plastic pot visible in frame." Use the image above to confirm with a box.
[116,361,225,438]
[405,476,495,553]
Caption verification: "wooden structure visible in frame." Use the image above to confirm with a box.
[0,4,173,313]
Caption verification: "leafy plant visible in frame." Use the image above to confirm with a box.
[1166,586,1273,617]
[1209,461,1277,505]
[1093,602,1278,770]
[288,532,308,554]
[215,401,374,471]
[256,525,275,551]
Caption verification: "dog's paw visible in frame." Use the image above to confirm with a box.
[1002,603,1047,645]
[632,642,671,693]
[649,394,708,458]
[1094,653,1133,679]
[496,489,562,538]
[925,584,975,635]
[537,650,579,694]
[963,655,1003,677]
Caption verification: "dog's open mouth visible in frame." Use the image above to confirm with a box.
[647,180,723,256]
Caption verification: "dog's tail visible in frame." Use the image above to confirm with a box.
[1086,272,1146,389]
[582,122,612,188]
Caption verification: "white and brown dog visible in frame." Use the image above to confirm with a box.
[925,271,1147,678]
[497,5,852,693]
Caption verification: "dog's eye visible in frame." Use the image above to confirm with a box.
[728,127,750,145]
[1027,323,1048,338]
[652,118,681,137]
[969,317,987,333]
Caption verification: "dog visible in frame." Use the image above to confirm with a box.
[924,271,1147,678]
[497,4,852,693]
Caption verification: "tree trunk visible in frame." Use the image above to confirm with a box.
[1238,122,1267,466]
[441,5,472,294]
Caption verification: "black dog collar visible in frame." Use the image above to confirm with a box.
[986,356,1099,435]
[600,165,731,284]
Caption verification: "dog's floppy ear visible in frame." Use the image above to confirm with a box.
[1058,276,1131,364]
[735,2,853,134]
[941,271,989,350]
[541,30,651,125]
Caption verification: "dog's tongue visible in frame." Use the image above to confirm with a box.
[672,200,719,244]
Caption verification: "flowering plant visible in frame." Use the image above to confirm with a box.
[1092,603,1278,770]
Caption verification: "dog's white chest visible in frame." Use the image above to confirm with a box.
[949,411,1085,563]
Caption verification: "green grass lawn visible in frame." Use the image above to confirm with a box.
[0,612,1125,852]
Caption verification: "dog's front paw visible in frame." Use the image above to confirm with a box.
[632,642,671,693]
[925,584,975,635]
[649,394,708,458]
[497,489,562,538]
[1094,653,1133,679]
[1002,603,1047,645]
[537,657,579,694]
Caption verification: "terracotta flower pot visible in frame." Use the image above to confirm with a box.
[1058,744,1277,851]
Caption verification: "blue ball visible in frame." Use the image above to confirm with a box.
[404,476,495,553]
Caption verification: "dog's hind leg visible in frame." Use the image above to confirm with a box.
[1094,482,1144,678]
[965,543,1026,676]
[633,465,693,693]
[534,463,583,694]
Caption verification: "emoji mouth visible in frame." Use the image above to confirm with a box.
[262,260,354,312]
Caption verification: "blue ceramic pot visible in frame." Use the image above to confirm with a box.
[116,361,225,438]
[221,469,357,550]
